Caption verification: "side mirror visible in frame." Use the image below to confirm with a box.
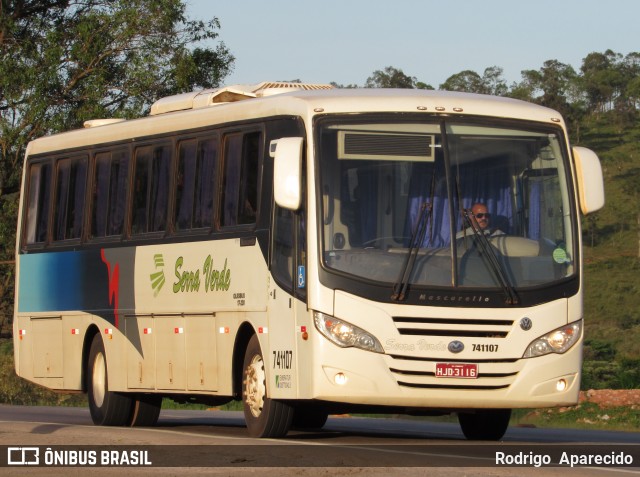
[270,137,304,210]
[573,146,605,215]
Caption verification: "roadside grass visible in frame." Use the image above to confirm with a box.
[0,338,85,407]
[511,404,640,433]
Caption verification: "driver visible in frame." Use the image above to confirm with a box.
[457,203,504,239]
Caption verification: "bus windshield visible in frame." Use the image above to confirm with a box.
[318,117,575,297]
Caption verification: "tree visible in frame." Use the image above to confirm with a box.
[515,60,579,123]
[365,66,432,89]
[440,66,507,96]
[581,50,624,113]
[620,52,640,113]
[0,0,234,333]
[440,70,484,93]
[0,0,234,198]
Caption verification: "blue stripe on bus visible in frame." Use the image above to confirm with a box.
[18,250,112,314]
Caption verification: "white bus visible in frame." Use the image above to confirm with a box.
[13,82,604,440]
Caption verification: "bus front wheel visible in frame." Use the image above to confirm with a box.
[129,394,162,427]
[87,334,133,426]
[242,334,293,437]
[458,409,511,440]
[292,405,329,430]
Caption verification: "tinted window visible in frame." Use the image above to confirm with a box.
[25,162,53,245]
[132,144,171,234]
[220,131,261,227]
[175,137,217,231]
[53,156,87,241]
[91,150,130,238]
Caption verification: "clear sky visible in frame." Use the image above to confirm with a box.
[187,0,640,89]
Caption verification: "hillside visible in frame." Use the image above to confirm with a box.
[578,113,640,389]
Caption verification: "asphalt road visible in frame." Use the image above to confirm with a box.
[0,405,639,476]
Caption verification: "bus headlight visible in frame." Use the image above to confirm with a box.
[522,321,582,358]
[314,312,384,354]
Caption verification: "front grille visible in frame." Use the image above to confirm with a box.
[389,368,518,378]
[396,381,510,390]
[387,316,519,390]
[386,343,522,391]
[393,316,513,338]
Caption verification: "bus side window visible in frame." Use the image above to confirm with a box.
[53,156,87,241]
[92,150,130,238]
[175,140,198,231]
[239,132,260,225]
[175,136,217,231]
[195,138,217,228]
[220,131,261,227]
[272,205,294,289]
[132,144,171,234]
[24,161,53,245]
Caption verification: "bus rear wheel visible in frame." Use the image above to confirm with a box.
[242,334,293,437]
[458,409,511,440]
[87,334,133,426]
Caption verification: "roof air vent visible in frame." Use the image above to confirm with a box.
[149,81,333,115]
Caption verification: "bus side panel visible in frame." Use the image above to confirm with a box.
[13,311,93,391]
[265,280,298,400]
[185,315,218,391]
[119,239,270,395]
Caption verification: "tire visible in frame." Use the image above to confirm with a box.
[86,334,133,426]
[129,394,162,427]
[458,409,511,441]
[292,405,329,430]
[242,334,293,437]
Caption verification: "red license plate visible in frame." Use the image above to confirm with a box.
[435,363,478,379]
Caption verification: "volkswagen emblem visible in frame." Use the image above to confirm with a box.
[520,317,533,331]
[448,340,464,354]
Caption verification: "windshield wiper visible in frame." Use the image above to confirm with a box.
[462,209,519,305]
[391,202,432,301]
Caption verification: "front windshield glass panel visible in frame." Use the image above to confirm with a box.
[318,118,575,291]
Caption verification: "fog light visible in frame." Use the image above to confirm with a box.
[556,379,567,392]
[334,373,348,385]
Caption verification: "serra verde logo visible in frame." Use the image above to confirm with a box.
[149,253,231,296]
[150,254,166,297]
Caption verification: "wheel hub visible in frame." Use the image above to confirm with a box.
[244,354,266,418]
[92,351,106,407]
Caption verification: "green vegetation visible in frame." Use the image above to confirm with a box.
[579,113,640,390]
[512,405,640,433]
[0,338,85,406]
